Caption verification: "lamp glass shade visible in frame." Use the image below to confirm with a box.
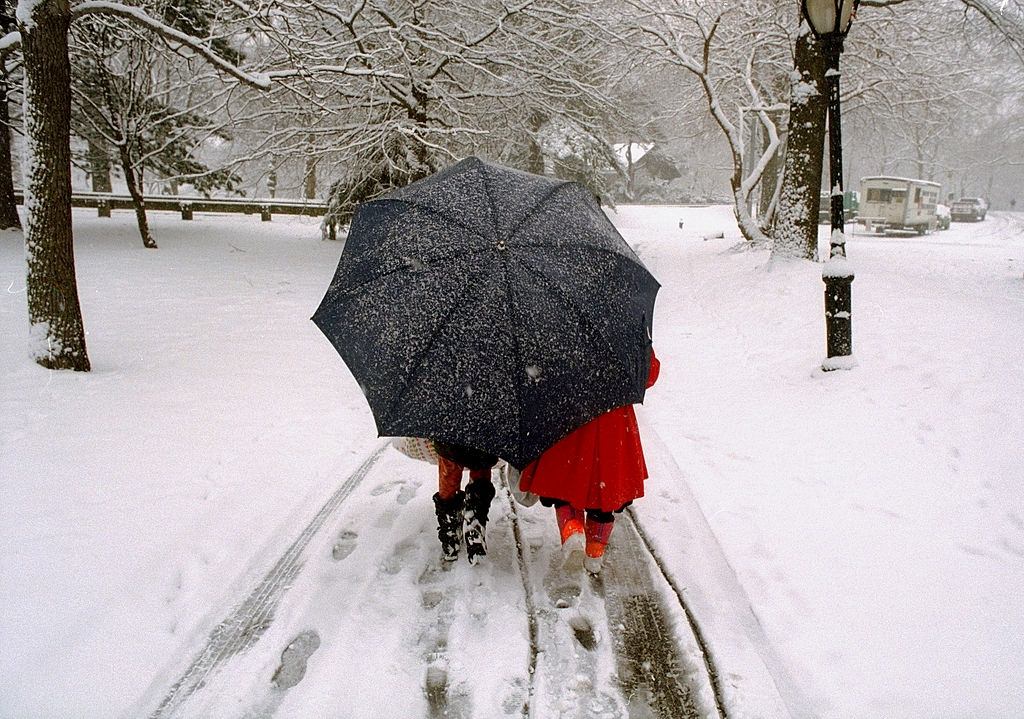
[804,0,836,35]
[804,0,855,35]
[839,0,855,32]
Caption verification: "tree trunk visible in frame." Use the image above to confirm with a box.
[118,143,157,248]
[525,110,546,175]
[87,137,112,193]
[625,142,636,202]
[771,27,827,260]
[0,71,21,230]
[758,112,785,224]
[19,0,90,370]
[303,155,317,199]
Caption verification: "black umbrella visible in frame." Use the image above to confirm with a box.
[312,157,659,469]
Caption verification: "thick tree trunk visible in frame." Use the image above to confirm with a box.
[0,71,21,230]
[20,0,90,371]
[772,27,827,260]
[118,144,156,248]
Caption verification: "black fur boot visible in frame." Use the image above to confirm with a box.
[463,479,496,565]
[433,491,465,561]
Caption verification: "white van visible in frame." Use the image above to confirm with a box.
[858,176,941,234]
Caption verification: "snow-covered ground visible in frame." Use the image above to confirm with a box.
[2,205,1022,718]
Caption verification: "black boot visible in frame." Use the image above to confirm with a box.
[433,491,464,561]
[463,479,496,565]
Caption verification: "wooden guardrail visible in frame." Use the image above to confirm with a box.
[13,189,328,221]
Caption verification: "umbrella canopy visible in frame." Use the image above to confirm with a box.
[312,157,659,469]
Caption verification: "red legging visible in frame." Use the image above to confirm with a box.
[438,455,491,499]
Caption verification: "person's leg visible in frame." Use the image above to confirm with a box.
[554,502,585,569]
[433,456,465,560]
[437,456,464,500]
[583,508,615,574]
[555,502,585,542]
[463,471,496,564]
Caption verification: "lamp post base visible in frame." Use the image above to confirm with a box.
[821,354,857,372]
[823,273,854,370]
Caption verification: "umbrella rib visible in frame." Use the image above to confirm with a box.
[503,181,578,242]
[477,164,502,241]
[368,198,495,249]
[377,263,477,426]
[329,245,498,302]
[507,251,633,466]
[513,248,626,380]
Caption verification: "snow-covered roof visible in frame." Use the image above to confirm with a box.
[613,142,653,165]
[860,175,941,188]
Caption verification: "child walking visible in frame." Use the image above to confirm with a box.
[431,441,498,564]
[518,349,660,574]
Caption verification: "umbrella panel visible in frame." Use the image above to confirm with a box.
[389,158,564,242]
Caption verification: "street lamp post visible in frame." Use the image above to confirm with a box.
[802,0,859,370]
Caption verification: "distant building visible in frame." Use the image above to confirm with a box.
[610,142,683,203]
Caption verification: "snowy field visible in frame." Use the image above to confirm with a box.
[2,205,1023,718]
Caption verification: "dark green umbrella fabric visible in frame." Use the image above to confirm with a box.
[312,156,659,469]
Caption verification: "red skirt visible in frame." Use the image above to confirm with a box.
[518,404,648,513]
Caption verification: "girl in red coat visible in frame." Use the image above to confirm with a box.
[518,350,660,573]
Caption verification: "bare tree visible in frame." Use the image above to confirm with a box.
[4,0,269,370]
[622,0,792,244]
[71,10,244,248]
[216,0,632,224]
[0,0,20,229]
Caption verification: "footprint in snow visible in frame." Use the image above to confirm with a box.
[271,630,320,689]
[380,538,417,575]
[332,530,358,561]
[370,479,417,505]
[569,613,598,650]
[397,482,417,505]
[421,589,444,609]
[370,481,397,497]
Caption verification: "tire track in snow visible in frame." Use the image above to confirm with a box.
[147,442,388,719]
[503,489,539,718]
[508,476,715,718]
[619,512,726,719]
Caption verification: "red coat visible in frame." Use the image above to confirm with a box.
[518,350,660,512]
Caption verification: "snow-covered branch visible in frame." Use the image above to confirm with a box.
[72,1,271,89]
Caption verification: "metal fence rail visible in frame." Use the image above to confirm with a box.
[13,189,327,221]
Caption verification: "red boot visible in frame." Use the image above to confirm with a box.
[584,517,614,574]
[556,504,585,570]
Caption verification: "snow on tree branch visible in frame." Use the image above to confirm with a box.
[71,1,271,89]
[0,30,18,55]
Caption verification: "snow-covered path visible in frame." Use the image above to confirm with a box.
[134,437,728,719]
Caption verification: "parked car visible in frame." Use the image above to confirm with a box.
[935,203,951,230]
[817,190,860,223]
[950,197,988,222]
